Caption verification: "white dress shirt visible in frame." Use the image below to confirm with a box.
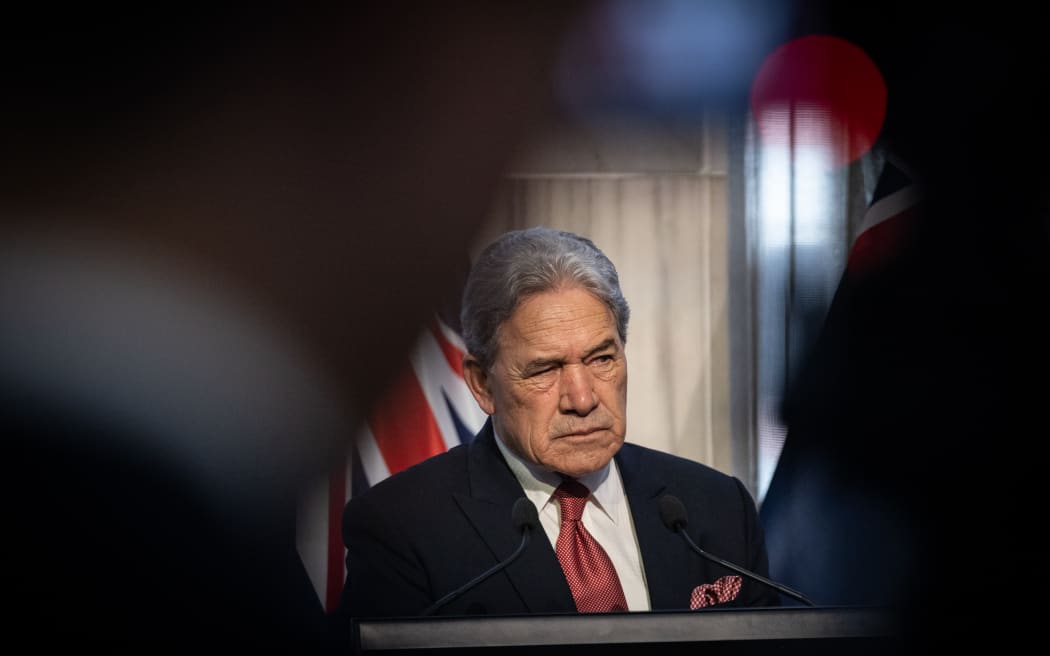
[493,429,651,611]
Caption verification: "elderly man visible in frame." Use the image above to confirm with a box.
[341,227,779,618]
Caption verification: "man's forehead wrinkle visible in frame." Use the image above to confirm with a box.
[494,288,620,372]
[516,316,615,359]
[515,302,612,340]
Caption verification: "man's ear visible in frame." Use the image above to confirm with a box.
[462,355,495,415]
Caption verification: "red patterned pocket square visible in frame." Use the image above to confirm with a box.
[690,575,742,609]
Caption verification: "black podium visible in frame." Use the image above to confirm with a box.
[350,606,902,655]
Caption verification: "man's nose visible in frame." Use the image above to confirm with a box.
[559,364,598,415]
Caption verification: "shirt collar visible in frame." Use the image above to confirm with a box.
[492,424,625,524]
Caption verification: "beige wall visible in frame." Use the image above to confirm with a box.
[476,114,738,477]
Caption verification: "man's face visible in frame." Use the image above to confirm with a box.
[465,286,628,478]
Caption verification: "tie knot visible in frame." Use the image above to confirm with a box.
[554,479,590,523]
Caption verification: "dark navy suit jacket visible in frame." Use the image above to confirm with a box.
[341,420,778,618]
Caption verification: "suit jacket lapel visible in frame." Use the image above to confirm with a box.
[452,421,576,613]
[617,444,695,610]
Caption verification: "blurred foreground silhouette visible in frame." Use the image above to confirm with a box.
[1,3,587,651]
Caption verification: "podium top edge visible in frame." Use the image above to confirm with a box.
[354,606,901,651]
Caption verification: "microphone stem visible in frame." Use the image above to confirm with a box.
[421,529,532,616]
[678,528,816,607]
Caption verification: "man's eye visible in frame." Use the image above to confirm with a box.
[529,367,556,377]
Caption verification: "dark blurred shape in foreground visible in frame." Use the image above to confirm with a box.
[761,2,1050,652]
[1,3,588,651]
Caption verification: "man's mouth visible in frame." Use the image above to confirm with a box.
[557,427,608,439]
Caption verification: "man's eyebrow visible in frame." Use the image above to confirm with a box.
[583,338,617,359]
[524,356,563,371]
[523,339,618,371]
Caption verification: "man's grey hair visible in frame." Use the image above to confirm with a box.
[460,226,630,371]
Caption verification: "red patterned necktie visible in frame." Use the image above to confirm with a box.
[553,478,628,613]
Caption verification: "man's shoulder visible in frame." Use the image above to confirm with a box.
[618,441,722,473]
[617,442,758,518]
[350,441,471,504]
[618,442,741,489]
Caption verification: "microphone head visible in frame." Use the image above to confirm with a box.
[659,494,689,532]
[511,497,540,532]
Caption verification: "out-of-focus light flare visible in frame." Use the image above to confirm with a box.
[555,0,792,117]
[750,35,887,167]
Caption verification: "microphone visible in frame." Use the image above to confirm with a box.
[420,497,540,616]
[659,494,816,607]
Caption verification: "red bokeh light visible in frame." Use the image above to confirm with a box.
[750,35,887,166]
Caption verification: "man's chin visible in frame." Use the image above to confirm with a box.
[545,443,622,478]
